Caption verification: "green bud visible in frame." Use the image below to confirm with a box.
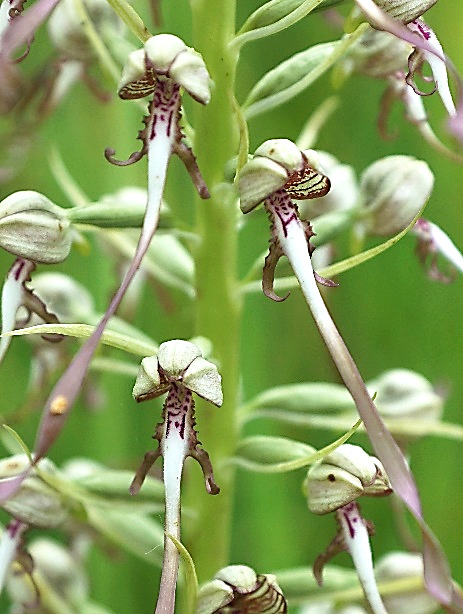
[29,272,95,323]
[375,551,438,613]
[368,369,443,422]
[0,455,68,528]
[0,191,72,263]
[357,156,434,237]
[343,30,411,80]
[28,538,88,605]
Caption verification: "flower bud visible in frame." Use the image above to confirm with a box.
[28,538,88,605]
[304,444,391,514]
[239,139,305,213]
[47,0,123,60]
[357,155,434,237]
[0,191,72,263]
[69,186,172,229]
[0,455,68,528]
[375,551,438,613]
[368,369,443,422]
[6,538,88,609]
[342,29,411,79]
[197,565,287,614]
[133,340,223,406]
[29,272,95,324]
[371,0,438,24]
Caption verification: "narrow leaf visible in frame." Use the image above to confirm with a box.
[232,0,326,50]
[232,424,359,473]
[104,0,151,43]
[6,323,158,356]
[167,534,198,614]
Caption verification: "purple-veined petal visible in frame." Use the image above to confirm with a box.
[0,258,35,366]
[265,192,460,610]
[34,86,179,460]
[408,20,456,115]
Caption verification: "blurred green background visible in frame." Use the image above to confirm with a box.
[1,0,462,612]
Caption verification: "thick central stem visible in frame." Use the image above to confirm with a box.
[184,0,240,583]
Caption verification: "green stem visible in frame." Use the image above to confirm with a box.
[183,0,240,584]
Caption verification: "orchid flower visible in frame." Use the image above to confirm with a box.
[340,8,462,161]
[131,339,223,614]
[0,190,75,367]
[306,444,392,614]
[354,0,462,148]
[238,139,463,610]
